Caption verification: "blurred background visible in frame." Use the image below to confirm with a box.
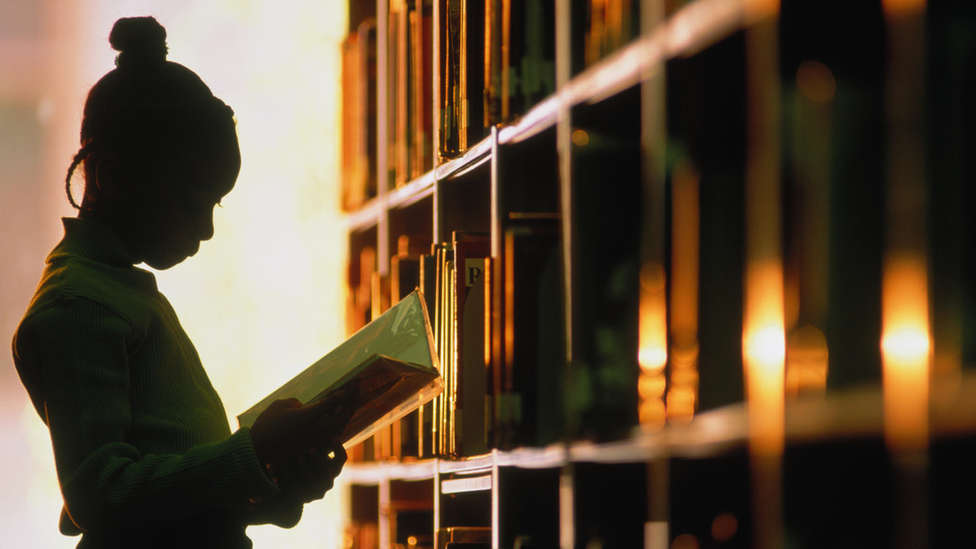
[0,0,350,547]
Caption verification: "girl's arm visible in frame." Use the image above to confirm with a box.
[17,298,280,532]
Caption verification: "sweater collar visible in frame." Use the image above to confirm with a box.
[49,218,158,294]
[52,217,139,267]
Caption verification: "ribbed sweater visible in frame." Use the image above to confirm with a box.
[12,218,292,548]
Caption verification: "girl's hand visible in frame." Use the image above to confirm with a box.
[249,396,352,467]
[271,444,348,504]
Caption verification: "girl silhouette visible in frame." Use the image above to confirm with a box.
[12,16,347,549]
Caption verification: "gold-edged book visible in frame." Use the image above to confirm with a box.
[237,290,443,450]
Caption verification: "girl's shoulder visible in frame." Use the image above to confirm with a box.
[24,254,162,332]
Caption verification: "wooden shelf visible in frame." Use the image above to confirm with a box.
[343,196,382,232]
[342,370,976,484]
[386,171,435,210]
[433,135,493,181]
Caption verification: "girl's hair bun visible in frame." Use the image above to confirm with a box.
[109,16,168,69]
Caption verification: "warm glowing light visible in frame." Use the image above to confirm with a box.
[639,262,668,432]
[883,0,926,15]
[882,256,930,450]
[711,513,738,542]
[745,325,786,371]
[796,60,836,103]
[743,262,786,455]
[785,326,828,396]
[571,128,590,146]
[671,533,700,549]
[882,327,930,363]
[639,347,668,373]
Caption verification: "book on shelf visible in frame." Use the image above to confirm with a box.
[238,290,444,452]
[490,215,564,449]
[484,0,555,126]
[392,253,423,306]
[450,231,490,456]
[583,0,638,68]
[341,19,378,211]
[415,235,493,457]
[413,0,434,177]
[435,244,456,455]
[347,246,377,336]
[371,270,392,323]
[417,248,442,457]
[438,0,486,160]
[391,0,416,186]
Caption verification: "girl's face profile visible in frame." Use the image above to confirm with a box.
[133,138,240,270]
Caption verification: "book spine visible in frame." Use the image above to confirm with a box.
[484,0,503,128]
[341,33,363,211]
[439,0,462,159]
[451,232,491,456]
[362,21,378,200]
[418,250,440,458]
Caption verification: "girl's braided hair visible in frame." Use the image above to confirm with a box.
[66,16,236,210]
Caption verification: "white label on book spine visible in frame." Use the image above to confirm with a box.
[441,474,492,494]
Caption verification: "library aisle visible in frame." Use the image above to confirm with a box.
[334,0,976,548]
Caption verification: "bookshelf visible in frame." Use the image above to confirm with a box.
[338,0,976,548]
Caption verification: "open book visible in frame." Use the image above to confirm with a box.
[237,290,443,449]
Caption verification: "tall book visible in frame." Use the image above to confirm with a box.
[413,0,434,176]
[341,32,362,209]
[484,0,555,127]
[438,0,486,160]
[436,245,456,455]
[392,0,417,185]
[347,246,377,337]
[428,242,453,456]
[483,0,503,127]
[458,0,486,152]
[417,248,442,457]
[341,20,378,211]
[506,0,556,119]
[450,231,490,456]
[497,217,564,449]
[387,0,403,187]
[584,0,638,68]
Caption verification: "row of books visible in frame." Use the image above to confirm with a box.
[341,0,560,209]
[345,216,563,461]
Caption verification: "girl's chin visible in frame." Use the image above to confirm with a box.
[144,251,191,270]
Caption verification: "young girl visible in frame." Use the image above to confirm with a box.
[12,16,347,549]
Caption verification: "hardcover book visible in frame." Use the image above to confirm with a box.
[238,290,443,450]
